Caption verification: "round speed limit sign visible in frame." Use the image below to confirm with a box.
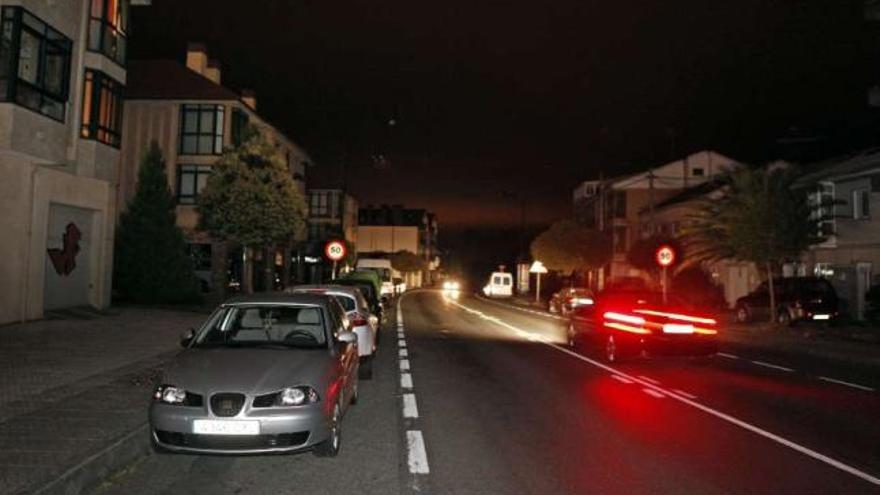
[655,245,676,267]
[324,240,346,261]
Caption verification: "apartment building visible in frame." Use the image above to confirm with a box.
[0,0,132,323]
[573,151,738,286]
[119,43,312,297]
[357,205,440,287]
[304,188,358,282]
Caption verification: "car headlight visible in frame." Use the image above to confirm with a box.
[154,385,186,404]
[279,386,320,406]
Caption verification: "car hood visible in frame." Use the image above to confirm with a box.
[163,347,334,395]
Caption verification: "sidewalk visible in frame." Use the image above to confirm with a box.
[0,308,206,495]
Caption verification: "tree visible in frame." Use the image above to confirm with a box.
[390,250,427,273]
[114,142,201,303]
[530,220,610,277]
[684,166,824,323]
[198,126,307,293]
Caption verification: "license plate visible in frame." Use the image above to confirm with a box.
[812,314,831,321]
[663,323,694,334]
[192,419,260,436]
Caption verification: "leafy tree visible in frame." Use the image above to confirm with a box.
[114,142,201,303]
[530,220,610,276]
[391,250,427,273]
[684,165,824,323]
[198,126,307,293]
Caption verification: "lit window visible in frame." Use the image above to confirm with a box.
[853,188,870,220]
[810,182,836,237]
[88,0,129,65]
[310,192,329,216]
[177,164,213,204]
[179,104,225,155]
[81,69,123,147]
[0,7,72,120]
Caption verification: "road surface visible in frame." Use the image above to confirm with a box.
[93,290,880,494]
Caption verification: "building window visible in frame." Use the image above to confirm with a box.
[810,182,836,237]
[614,192,626,218]
[230,107,249,147]
[81,69,123,147]
[179,104,224,155]
[814,262,834,278]
[0,7,72,121]
[88,0,128,66]
[310,191,329,216]
[692,167,705,177]
[853,188,870,219]
[177,164,212,204]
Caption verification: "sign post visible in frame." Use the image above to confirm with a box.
[655,245,676,304]
[529,260,548,304]
[324,240,346,280]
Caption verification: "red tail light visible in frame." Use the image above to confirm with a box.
[350,313,368,327]
[603,311,651,334]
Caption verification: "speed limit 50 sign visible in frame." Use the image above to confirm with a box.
[655,245,676,267]
[325,240,346,261]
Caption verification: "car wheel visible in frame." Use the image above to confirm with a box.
[735,304,750,323]
[777,308,792,326]
[313,402,342,458]
[358,356,374,380]
[604,334,617,363]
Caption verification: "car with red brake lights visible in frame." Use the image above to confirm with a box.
[566,290,719,362]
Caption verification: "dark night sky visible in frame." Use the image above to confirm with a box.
[131,1,877,265]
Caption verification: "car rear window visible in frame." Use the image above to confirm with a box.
[334,295,356,312]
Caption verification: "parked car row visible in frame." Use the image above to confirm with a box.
[149,284,391,458]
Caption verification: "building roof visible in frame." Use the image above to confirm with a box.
[643,178,726,213]
[126,59,243,101]
[796,147,880,185]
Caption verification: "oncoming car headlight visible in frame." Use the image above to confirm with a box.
[153,385,186,404]
[279,386,320,406]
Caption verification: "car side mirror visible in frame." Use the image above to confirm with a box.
[338,331,357,345]
[180,328,196,348]
[369,315,379,327]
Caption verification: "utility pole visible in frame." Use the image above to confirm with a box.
[647,169,656,234]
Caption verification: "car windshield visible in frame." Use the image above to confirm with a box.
[193,305,327,348]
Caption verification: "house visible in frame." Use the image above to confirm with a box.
[796,148,880,319]
[357,205,440,287]
[119,43,312,298]
[304,188,359,282]
[573,150,739,288]
[0,0,135,323]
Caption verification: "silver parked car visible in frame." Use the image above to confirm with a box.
[289,285,379,378]
[150,293,359,457]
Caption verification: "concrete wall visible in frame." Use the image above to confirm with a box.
[356,226,419,254]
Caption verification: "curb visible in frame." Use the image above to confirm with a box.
[29,423,149,495]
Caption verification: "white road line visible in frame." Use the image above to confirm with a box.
[717,352,739,359]
[399,348,408,358]
[449,299,880,487]
[398,340,407,348]
[402,393,419,418]
[401,373,414,389]
[643,388,666,399]
[611,375,634,384]
[400,359,411,371]
[637,375,661,385]
[751,360,795,372]
[673,389,698,400]
[406,431,430,474]
[818,376,875,392]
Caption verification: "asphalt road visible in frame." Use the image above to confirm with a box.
[93,290,880,494]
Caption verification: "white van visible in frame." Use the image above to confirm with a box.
[483,272,513,298]
[356,258,396,296]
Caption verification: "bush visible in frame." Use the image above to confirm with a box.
[672,266,727,310]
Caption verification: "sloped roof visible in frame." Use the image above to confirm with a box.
[796,147,880,185]
[125,59,242,101]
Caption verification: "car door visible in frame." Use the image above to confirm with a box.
[328,301,357,409]
[571,305,597,346]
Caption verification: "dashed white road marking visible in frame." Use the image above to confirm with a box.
[403,393,419,418]
[399,348,408,358]
[818,376,875,392]
[400,359,411,371]
[717,352,739,359]
[406,431,430,474]
[637,375,661,385]
[673,389,698,400]
[401,373,414,389]
[643,387,666,399]
[611,375,634,384]
[398,340,407,348]
[450,298,880,487]
[751,360,794,372]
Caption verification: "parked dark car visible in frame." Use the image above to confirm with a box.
[548,287,594,315]
[734,277,839,325]
[567,290,718,362]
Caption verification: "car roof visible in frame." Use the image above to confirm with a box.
[222,292,334,307]
[289,285,362,298]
